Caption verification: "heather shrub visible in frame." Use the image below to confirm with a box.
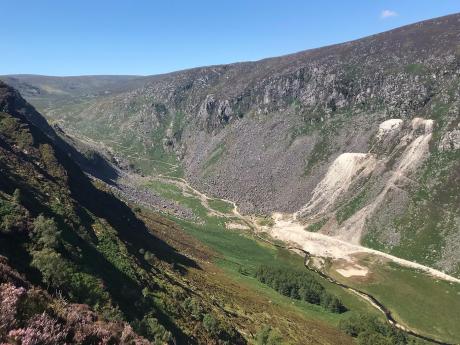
[8,313,69,345]
[121,324,151,345]
[0,284,26,335]
[16,288,49,322]
[0,258,29,287]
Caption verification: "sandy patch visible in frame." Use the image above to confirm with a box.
[296,153,376,218]
[377,118,403,139]
[267,212,460,283]
[336,264,369,277]
[270,213,363,260]
[295,118,436,244]
[226,222,250,230]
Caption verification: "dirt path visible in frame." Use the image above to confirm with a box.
[149,173,460,284]
[154,175,245,219]
[153,172,460,283]
[267,213,460,284]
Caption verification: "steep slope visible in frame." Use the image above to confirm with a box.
[3,13,460,276]
[0,80,248,344]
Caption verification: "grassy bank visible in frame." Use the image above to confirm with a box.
[329,258,460,343]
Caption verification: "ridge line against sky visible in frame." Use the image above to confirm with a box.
[1,0,459,76]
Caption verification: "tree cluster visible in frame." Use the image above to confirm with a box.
[254,265,346,313]
[340,314,425,345]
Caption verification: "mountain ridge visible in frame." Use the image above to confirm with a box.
[8,12,458,78]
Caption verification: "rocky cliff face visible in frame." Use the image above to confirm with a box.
[2,13,460,276]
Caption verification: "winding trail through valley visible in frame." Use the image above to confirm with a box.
[141,173,460,345]
[158,174,460,283]
[112,170,459,345]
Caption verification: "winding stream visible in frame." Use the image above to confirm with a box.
[121,173,457,345]
[166,176,458,345]
[251,234,456,345]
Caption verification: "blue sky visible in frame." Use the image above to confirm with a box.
[1,0,459,76]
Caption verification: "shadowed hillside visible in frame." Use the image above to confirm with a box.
[0,80,248,344]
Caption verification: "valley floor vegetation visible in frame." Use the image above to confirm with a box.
[254,265,346,313]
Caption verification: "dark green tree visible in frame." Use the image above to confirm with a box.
[31,248,70,288]
[33,215,61,249]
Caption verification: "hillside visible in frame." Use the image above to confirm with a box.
[0,80,251,343]
[2,13,460,277]
[3,79,392,344]
[0,80,246,344]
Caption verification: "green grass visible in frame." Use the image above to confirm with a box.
[145,180,210,219]
[146,180,302,272]
[145,178,378,324]
[203,144,226,172]
[145,180,183,199]
[335,189,368,224]
[146,179,382,326]
[332,261,460,344]
[173,214,377,326]
[405,63,427,75]
[306,218,328,232]
[208,199,234,214]
[225,268,358,326]
[50,98,185,177]
[145,177,459,342]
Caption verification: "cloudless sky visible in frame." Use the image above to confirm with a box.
[1,0,459,76]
